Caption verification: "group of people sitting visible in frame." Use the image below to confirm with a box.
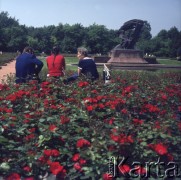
[15,46,99,84]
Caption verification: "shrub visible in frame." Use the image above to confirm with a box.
[0,71,180,179]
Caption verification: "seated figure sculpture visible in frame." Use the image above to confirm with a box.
[108,19,147,64]
[117,19,145,49]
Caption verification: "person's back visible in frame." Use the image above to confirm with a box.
[77,47,99,80]
[78,58,99,80]
[15,47,43,83]
[46,46,65,77]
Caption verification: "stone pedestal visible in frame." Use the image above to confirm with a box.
[108,48,148,64]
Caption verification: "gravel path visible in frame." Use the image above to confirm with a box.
[0,60,16,83]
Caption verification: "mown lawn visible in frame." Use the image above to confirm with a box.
[157,58,181,65]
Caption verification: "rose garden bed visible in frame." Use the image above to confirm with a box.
[0,71,181,179]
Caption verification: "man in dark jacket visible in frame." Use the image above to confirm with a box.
[15,47,43,83]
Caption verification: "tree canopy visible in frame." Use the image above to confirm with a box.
[0,11,180,57]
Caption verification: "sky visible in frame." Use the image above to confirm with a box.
[0,0,181,37]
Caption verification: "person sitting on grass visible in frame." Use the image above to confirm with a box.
[46,46,66,78]
[64,47,99,83]
[15,46,43,83]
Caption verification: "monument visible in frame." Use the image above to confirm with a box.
[108,19,148,64]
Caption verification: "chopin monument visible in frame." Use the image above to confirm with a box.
[108,19,148,64]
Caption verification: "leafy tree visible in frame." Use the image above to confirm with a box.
[61,23,86,53]
[85,24,114,54]
[167,27,181,58]
[0,11,19,28]
[136,21,152,53]
[0,11,20,51]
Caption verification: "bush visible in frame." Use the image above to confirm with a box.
[0,71,180,179]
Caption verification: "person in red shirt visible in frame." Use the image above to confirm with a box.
[46,46,65,77]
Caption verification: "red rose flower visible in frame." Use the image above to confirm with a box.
[72,153,80,162]
[133,118,143,125]
[44,149,52,157]
[86,105,93,111]
[23,165,32,172]
[7,173,21,180]
[73,162,82,171]
[49,162,64,175]
[76,138,91,148]
[119,164,130,175]
[60,115,70,124]
[79,158,87,165]
[102,173,113,180]
[78,81,89,87]
[148,143,168,155]
[49,124,57,132]
[154,143,168,155]
[121,108,128,114]
[51,149,60,157]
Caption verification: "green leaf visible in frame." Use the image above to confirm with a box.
[0,136,9,143]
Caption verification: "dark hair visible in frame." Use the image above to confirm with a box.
[52,46,60,55]
[51,46,60,67]
[23,46,34,54]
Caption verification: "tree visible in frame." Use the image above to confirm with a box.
[136,21,152,53]
[167,27,181,58]
[0,11,19,28]
[0,11,20,51]
[61,23,86,53]
[85,24,114,54]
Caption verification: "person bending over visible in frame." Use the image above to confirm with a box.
[15,46,43,83]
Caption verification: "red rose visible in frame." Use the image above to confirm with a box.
[76,138,91,148]
[78,81,89,87]
[133,118,144,125]
[121,108,128,114]
[51,149,60,157]
[60,115,70,124]
[119,164,130,175]
[148,143,168,155]
[102,173,113,180]
[86,105,93,111]
[73,162,82,171]
[44,149,52,157]
[49,124,57,132]
[72,153,80,161]
[154,143,168,155]
[49,162,64,175]
[23,165,32,172]
[79,158,87,165]
[7,173,21,180]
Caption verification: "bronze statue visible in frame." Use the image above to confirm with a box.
[117,19,145,49]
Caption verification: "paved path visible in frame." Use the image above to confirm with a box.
[0,60,16,83]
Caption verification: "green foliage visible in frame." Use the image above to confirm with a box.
[0,11,181,58]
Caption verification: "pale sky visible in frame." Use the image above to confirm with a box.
[0,0,181,37]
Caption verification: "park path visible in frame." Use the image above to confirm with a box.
[0,60,16,83]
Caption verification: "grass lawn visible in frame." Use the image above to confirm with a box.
[39,56,181,80]
[157,58,181,65]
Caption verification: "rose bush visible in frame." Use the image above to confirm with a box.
[0,71,180,179]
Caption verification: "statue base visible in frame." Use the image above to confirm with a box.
[108,48,148,64]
